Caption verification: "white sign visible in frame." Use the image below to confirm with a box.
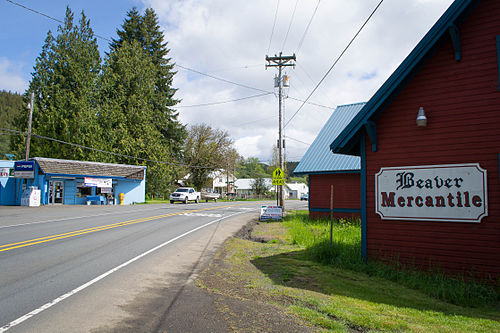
[14,171,34,179]
[375,164,488,223]
[0,168,10,177]
[84,177,112,188]
[260,205,283,221]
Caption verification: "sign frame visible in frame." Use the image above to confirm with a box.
[260,205,283,221]
[375,163,488,223]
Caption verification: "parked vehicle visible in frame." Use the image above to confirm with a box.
[170,187,200,204]
[201,188,220,202]
[300,193,309,201]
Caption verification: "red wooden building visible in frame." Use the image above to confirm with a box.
[295,103,364,220]
[330,0,500,281]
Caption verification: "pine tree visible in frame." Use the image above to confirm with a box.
[11,7,101,161]
[100,40,175,196]
[0,90,23,158]
[110,7,186,159]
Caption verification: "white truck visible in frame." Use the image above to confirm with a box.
[169,187,200,204]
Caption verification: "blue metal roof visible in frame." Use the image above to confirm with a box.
[294,102,365,174]
[330,0,478,156]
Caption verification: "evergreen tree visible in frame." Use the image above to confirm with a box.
[100,40,175,196]
[110,7,186,160]
[0,90,23,158]
[11,7,101,161]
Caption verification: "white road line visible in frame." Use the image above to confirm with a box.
[0,210,246,332]
[181,213,223,218]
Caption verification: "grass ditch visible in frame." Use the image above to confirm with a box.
[197,210,500,332]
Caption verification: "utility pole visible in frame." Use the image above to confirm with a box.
[266,52,296,211]
[25,92,34,161]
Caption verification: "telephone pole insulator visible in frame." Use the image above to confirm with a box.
[265,52,296,211]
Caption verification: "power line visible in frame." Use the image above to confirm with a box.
[175,92,273,108]
[285,135,310,146]
[175,64,270,94]
[267,0,281,54]
[175,63,335,109]
[296,0,321,53]
[281,0,299,51]
[287,96,333,109]
[285,0,384,128]
[0,127,217,169]
[5,0,112,42]
[233,116,276,127]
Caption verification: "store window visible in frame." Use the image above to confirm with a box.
[77,183,92,197]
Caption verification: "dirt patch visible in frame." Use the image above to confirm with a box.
[195,219,319,332]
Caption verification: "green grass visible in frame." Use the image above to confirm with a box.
[282,210,499,308]
[197,210,500,331]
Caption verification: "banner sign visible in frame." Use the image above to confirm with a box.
[375,163,488,223]
[84,177,112,188]
[14,161,35,178]
[260,205,283,221]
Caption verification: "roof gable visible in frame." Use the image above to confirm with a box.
[330,0,478,155]
[294,103,365,174]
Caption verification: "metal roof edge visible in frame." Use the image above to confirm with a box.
[294,169,361,176]
[329,0,477,155]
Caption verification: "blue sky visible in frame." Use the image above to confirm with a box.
[1,0,455,161]
[1,0,142,91]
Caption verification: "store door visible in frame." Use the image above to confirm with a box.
[49,181,64,204]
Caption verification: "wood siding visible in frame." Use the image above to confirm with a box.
[365,0,500,280]
[309,173,361,219]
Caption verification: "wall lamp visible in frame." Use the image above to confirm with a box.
[416,107,427,127]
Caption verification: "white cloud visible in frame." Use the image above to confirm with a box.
[142,0,454,161]
[0,57,28,93]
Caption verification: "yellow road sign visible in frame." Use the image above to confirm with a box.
[272,167,284,179]
[272,178,285,186]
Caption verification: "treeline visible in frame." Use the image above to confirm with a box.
[0,90,23,157]
[10,7,186,197]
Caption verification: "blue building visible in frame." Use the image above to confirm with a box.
[2,157,146,205]
[0,160,16,205]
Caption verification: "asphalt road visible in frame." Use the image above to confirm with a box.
[0,200,306,332]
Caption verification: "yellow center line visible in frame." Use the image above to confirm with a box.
[0,203,253,253]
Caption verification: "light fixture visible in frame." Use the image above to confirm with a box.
[416,107,427,127]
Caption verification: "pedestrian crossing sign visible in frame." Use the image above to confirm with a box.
[272,167,285,185]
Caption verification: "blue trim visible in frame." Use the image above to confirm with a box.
[448,24,461,61]
[330,0,478,155]
[310,207,361,213]
[44,173,132,181]
[364,120,377,152]
[360,132,367,262]
[496,35,500,90]
[294,169,361,176]
[307,175,311,211]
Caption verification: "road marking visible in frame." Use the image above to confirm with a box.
[181,213,223,218]
[0,210,247,332]
[0,206,170,230]
[0,203,253,253]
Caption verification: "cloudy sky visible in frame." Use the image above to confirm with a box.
[1,0,454,162]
